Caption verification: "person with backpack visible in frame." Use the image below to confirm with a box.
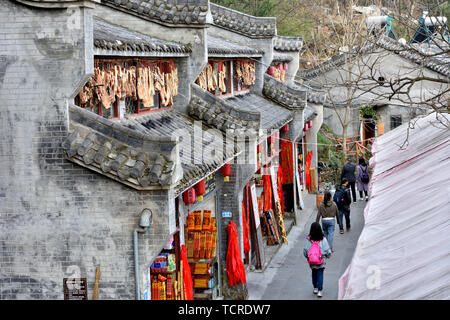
[303,222,331,298]
[356,157,370,201]
[334,178,352,234]
[341,157,357,203]
[316,191,341,252]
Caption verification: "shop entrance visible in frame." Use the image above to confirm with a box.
[362,116,376,147]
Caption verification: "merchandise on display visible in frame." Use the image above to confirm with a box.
[184,208,218,299]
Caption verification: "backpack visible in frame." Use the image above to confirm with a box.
[360,166,370,183]
[307,237,324,265]
[333,188,345,209]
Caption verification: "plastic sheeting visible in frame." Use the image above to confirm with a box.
[338,112,450,300]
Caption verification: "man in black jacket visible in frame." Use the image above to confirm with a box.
[341,157,357,202]
[334,178,352,233]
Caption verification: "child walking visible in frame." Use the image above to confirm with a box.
[303,222,332,298]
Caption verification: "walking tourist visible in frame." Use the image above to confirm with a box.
[316,191,340,252]
[334,178,352,234]
[356,157,370,201]
[341,157,357,202]
[303,222,331,298]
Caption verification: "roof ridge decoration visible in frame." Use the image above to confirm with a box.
[263,74,307,110]
[273,35,303,52]
[188,84,261,132]
[210,3,277,38]
[93,18,191,56]
[63,105,183,189]
[102,0,210,27]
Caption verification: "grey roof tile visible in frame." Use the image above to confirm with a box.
[273,36,303,52]
[187,84,261,132]
[119,108,239,193]
[263,74,307,110]
[102,0,209,26]
[93,18,190,56]
[63,105,181,189]
[210,3,276,38]
[299,35,450,80]
[208,35,264,57]
[224,92,293,130]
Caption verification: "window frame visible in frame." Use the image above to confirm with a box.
[75,57,176,120]
[390,115,402,130]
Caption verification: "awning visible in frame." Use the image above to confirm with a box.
[338,112,450,299]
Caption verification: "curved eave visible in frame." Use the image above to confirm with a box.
[93,48,190,58]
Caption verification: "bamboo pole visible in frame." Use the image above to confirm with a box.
[92,267,100,300]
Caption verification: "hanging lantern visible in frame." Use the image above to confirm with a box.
[283,63,288,70]
[183,188,196,205]
[308,120,312,128]
[282,124,289,132]
[221,163,231,182]
[303,123,308,132]
[268,66,275,76]
[194,179,206,202]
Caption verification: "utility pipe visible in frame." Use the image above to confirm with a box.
[134,226,147,300]
[134,209,153,300]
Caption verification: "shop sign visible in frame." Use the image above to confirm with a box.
[204,174,216,198]
[222,211,232,219]
[63,278,88,300]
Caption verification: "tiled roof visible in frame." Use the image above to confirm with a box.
[263,74,307,110]
[93,18,190,56]
[118,108,239,193]
[272,52,293,63]
[299,35,450,80]
[375,36,450,77]
[63,105,183,189]
[210,3,277,38]
[188,84,261,133]
[294,81,382,108]
[273,36,303,52]
[208,35,264,57]
[102,0,209,26]
[304,106,317,122]
[224,93,293,131]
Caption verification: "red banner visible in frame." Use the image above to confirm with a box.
[280,141,293,184]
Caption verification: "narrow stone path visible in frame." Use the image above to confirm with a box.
[247,199,366,300]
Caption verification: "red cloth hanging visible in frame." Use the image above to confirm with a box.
[305,151,313,190]
[280,140,293,184]
[226,221,247,287]
[181,245,193,300]
[241,200,250,254]
[263,174,272,212]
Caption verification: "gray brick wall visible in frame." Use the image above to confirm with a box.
[0,1,174,300]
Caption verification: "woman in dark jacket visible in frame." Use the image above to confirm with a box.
[316,192,341,252]
[303,222,331,298]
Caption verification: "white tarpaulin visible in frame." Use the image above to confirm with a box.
[338,112,450,300]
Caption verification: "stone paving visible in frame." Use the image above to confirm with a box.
[247,197,366,300]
